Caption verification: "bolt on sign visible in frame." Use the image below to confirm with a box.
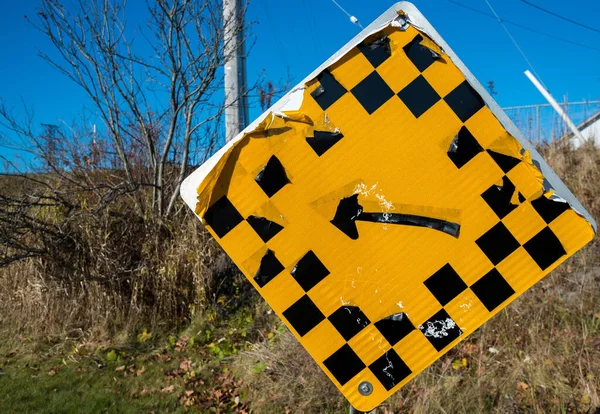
[181,2,596,411]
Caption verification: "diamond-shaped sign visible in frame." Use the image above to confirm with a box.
[181,2,596,411]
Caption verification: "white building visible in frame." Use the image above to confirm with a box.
[571,111,600,148]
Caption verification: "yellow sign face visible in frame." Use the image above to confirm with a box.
[182,3,595,411]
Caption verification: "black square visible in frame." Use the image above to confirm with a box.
[246,216,284,243]
[255,155,290,198]
[471,268,515,311]
[290,250,330,292]
[531,195,570,224]
[487,150,520,173]
[203,196,244,238]
[398,75,441,118]
[447,126,483,168]
[323,344,366,386]
[523,227,566,270]
[253,249,285,288]
[374,313,414,346]
[328,305,370,341]
[311,69,347,110]
[351,71,395,115]
[419,309,462,352]
[369,349,412,391]
[475,222,520,265]
[282,295,325,337]
[444,80,484,122]
[357,37,391,68]
[481,176,519,219]
[424,263,468,306]
[403,34,437,72]
[306,131,344,156]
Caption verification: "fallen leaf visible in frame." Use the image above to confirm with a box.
[175,334,190,352]
[137,328,152,343]
[105,350,118,363]
[47,369,56,376]
[452,358,468,370]
[136,365,146,376]
[115,365,126,372]
[461,343,478,354]
[180,358,192,372]
[517,381,529,391]
[161,385,175,394]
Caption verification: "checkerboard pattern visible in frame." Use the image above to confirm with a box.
[195,26,593,411]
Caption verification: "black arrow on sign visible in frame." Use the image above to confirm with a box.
[330,194,460,240]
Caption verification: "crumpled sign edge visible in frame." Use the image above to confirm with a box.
[180,1,597,233]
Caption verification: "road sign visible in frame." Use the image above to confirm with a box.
[181,2,596,411]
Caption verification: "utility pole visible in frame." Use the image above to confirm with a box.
[524,70,585,145]
[223,0,248,143]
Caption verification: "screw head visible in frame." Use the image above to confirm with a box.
[358,381,373,396]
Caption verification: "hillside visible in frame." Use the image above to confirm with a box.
[0,142,599,413]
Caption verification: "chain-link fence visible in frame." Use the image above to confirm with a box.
[503,100,600,144]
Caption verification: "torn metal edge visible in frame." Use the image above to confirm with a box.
[181,1,597,233]
[180,4,405,220]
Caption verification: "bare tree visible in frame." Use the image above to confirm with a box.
[0,0,257,267]
[10,0,251,216]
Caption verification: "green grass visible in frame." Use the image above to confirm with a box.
[0,307,259,413]
[0,350,184,413]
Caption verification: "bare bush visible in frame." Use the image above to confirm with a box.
[0,0,260,338]
[1,0,253,265]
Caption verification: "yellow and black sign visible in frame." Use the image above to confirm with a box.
[182,3,595,411]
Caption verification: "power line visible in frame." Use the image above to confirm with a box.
[483,0,548,90]
[451,1,600,55]
[520,0,600,34]
[301,0,326,60]
[447,0,600,53]
[329,0,363,29]
[260,0,291,69]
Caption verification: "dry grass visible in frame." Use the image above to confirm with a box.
[0,212,247,347]
[1,144,599,413]
[236,261,599,413]
[235,319,347,413]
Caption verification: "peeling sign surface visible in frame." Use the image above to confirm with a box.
[180,2,596,411]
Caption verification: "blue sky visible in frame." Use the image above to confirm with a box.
[0,0,599,155]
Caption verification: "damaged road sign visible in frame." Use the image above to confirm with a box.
[181,2,596,411]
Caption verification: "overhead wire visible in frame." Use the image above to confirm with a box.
[519,0,600,35]
[329,0,363,29]
[260,0,291,69]
[301,0,326,60]
[482,0,548,90]
[446,0,600,53]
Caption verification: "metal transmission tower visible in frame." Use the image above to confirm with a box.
[223,0,249,143]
